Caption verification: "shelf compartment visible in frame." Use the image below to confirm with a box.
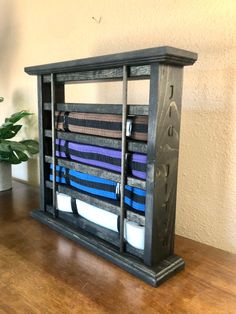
[44,130,148,154]
[31,208,184,287]
[44,102,149,116]
[45,156,146,190]
[42,65,151,83]
[46,205,143,259]
[45,181,145,226]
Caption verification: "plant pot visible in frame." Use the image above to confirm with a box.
[0,162,12,192]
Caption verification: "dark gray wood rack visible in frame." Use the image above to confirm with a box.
[25,46,197,286]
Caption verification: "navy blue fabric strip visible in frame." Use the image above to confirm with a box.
[50,164,146,212]
[71,197,78,215]
[63,112,70,132]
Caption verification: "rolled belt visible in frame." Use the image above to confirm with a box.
[50,164,146,212]
[56,139,147,180]
[56,192,145,250]
[55,111,148,141]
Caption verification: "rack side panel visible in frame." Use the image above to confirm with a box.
[144,63,184,266]
[38,76,51,211]
[38,75,65,211]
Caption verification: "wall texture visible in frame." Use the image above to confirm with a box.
[0,0,235,253]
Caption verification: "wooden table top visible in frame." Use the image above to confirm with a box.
[0,181,235,313]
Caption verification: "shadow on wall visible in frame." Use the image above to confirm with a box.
[0,1,38,186]
[84,41,236,253]
[11,89,39,186]
[0,0,19,88]
[176,50,236,253]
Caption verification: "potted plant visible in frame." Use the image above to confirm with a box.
[0,97,39,191]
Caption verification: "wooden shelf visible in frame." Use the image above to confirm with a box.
[31,208,184,287]
[44,129,148,154]
[25,46,197,75]
[45,181,145,226]
[43,65,151,83]
[45,155,146,190]
[46,205,144,259]
[44,102,149,116]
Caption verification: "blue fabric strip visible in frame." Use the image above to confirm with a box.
[124,197,145,212]
[50,164,146,212]
[70,180,117,199]
[125,185,146,197]
[70,169,117,186]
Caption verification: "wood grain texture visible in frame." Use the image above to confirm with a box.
[144,64,183,266]
[28,47,197,287]
[44,130,148,154]
[43,102,149,116]
[120,65,128,253]
[45,180,145,226]
[25,46,197,75]
[42,65,151,83]
[44,155,146,190]
[0,181,235,313]
[37,76,51,213]
[45,205,144,259]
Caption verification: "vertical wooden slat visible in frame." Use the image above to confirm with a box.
[37,76,51,212]
[144,63,184,266]
[50,73,57,218]
[119,65,128,253]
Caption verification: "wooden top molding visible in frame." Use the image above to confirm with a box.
[25,46,198,75]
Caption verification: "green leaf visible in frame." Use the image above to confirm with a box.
[10,125,22,137]
[0,149,10,159]
[1,121,13,128]
[0,124,22,139]
[8,150,29,164]
[20,140,39,154]
[0,156,10,162]
[0,142,11,153]
[14,150,29,162]
[0,108,38,164]
[7,152,21,164]
[5,111,32,124]
[0,97,4,103]
[6,141,27,152]
[0,150,16,164]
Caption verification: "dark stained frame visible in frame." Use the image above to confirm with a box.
[25,46,197,286]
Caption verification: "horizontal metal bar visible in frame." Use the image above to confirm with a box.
[42,65,150,83]
[45,155,146,190]
[45,181,145,226]
[44,130,148,154]
[44,102,149,116]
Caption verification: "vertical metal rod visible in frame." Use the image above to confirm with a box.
[51,73,57,218]
[120,65,128,253]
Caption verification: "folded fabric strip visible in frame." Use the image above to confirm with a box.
[56,139,147,180]
[56,192,145,250]
[55,111,148,141]
[50,164,146,212]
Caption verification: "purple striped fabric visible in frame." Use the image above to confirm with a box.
[56,139,147,179]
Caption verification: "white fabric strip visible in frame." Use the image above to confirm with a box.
[124,221,145,250]
[126,118,133,137]
[56,192,145,250]
[57,193,71,212]
[76,198,118,232]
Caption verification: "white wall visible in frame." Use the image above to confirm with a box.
[0,0,236,253]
